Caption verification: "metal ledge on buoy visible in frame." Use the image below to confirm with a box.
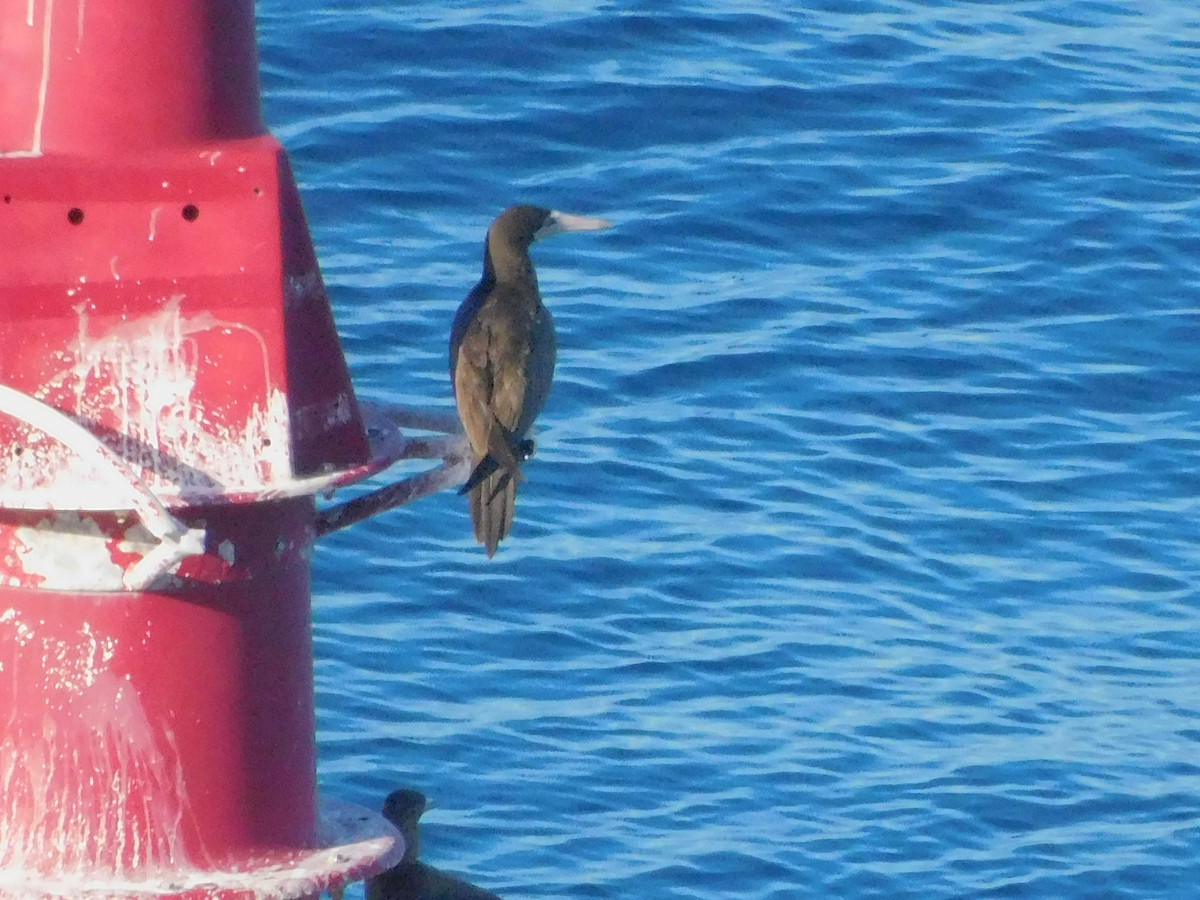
[0,392,468,591]
[0,387,468,511]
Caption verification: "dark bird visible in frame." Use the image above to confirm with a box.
[450,204,611,556]
[366,788,503,900]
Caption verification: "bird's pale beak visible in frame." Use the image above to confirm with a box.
[535,211,614,241]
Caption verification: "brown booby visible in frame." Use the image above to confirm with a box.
[366,788,503,900]
[450,204,611,557]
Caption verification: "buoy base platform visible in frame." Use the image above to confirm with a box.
[0,797,400,899]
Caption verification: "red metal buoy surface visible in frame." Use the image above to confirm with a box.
[0,2,420,896]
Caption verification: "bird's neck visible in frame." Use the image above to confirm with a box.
[483,233,537,289]
[400,828,421,866]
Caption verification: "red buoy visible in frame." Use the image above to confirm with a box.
[0,2,433,896]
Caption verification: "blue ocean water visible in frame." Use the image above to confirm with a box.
[257,2,1200,897]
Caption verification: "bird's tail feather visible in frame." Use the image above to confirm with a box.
[459,438,536,496]
[471,469,516,557]
[487,421,523,476]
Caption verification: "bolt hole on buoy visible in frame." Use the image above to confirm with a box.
[67,207,84,224]
[182,204,200,221]
[3,194,11,204]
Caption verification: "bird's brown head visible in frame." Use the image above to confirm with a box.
[484,204,612,282]
[490,205,554,251]
[381,788,428,865]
